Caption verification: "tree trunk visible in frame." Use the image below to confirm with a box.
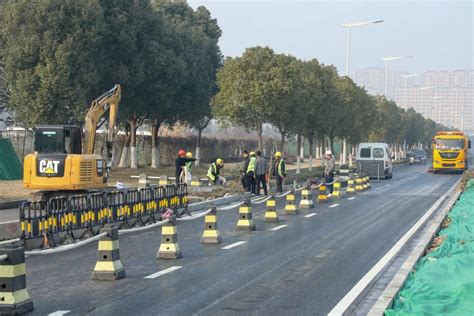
[279,131,285,152]
[342,138,347,165]
[296,134,301,157]
[315,138,320,159]
[118,128,130,168]
[130,118,138,169]
[195,128,203,167]
[300,136,305,159]
[308,138,314,171]
[328,136,334,154]
[151,119,161,169]
[256,123,263,151]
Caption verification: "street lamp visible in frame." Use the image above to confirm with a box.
[382,56,412,97]
[401,73,419,108]
[340,20,383,166]
[341,20,383,76]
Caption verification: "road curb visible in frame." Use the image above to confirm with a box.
[187,194,244,212]
[367,180,462,315]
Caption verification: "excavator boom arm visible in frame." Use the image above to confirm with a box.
[83,84,121,159]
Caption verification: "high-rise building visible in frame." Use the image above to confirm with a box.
[354,68,474,133]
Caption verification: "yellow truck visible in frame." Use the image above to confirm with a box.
[432,131,470,173]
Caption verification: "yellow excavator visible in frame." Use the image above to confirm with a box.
[23,85,121,197]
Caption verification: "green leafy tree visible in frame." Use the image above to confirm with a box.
[156,2,222,167]
[212,47,295,150]
[1,0,104,127]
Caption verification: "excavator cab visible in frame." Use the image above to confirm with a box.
[34,125,82,155]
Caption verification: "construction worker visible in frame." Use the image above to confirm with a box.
[175,149,196,184]
[255,151,268,196]
[272,151,286,193]
[324,150,336,195]
[241,151,250,191]
[185,152,194,183]
[246,151,257,194]
[207,158,224,185]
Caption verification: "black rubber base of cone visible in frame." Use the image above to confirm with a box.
[0,299,34,315]
[91,269,126,281]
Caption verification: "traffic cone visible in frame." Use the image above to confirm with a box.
[201,206,221,244]
[156,216,182,259]
[91,225,126,280]
[284,190,298,215]
[317,184,329,203]
[0,244,34,315]
[236,197,256,231]
[299,186,314,209]
[332,181,342,198]
[347,179,356,194]
[264,195,278,222]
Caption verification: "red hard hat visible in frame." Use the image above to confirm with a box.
[178,149,186,156]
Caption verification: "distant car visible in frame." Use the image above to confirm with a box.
[409,149,427,165]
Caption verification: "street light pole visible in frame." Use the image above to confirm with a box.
[382,56,412,97]
[341,19,383,165]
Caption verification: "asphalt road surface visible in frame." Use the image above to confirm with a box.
[23,164,460,315]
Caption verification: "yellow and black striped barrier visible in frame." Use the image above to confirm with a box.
[284,190,298,215]
[91,225,126,281]
[157,216,182,259]
[0,245,34,314]
[299,186,314,209]
[264,195,279,223]
[201,206,221,244]
[236,197,256,231]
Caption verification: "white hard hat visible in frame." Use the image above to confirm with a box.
[325,150,333,155]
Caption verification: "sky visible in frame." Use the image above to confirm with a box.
[188,0,473,75]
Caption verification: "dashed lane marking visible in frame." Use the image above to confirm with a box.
[48,311,71,316]
[329,204,339,208]
[270,225,288,231]
[304,213,318,218]
[348,197,357,200]
[144,266,183,279]
[221,241,247,250]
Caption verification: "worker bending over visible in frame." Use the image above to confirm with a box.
[207,158,224,185]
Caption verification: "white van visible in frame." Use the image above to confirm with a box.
[356,143,393,179]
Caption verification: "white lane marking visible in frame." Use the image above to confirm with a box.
[348,197,357,200]
[328,179,460,316]
[144,266,183,279]
[222,241,247,250]
[385,184,391,187]
[304,213,318,218]
[48,311,71,316]
[270,225,288,231]
[329,204,339,208]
